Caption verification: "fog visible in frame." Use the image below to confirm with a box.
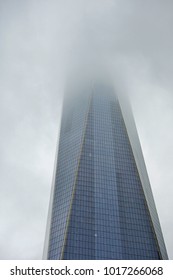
[0,0,173,259]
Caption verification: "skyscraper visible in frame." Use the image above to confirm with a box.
[43,82,168,260]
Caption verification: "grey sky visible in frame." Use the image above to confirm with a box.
[0,0,173,259]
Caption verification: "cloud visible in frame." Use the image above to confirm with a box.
[0,0,172,259]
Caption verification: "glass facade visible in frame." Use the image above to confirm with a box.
[44,84,168,260]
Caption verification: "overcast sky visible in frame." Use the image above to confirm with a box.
[0,0,173,259]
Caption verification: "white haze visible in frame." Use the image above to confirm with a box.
[0,0,173,259]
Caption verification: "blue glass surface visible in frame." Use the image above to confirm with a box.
[48,86,161,259]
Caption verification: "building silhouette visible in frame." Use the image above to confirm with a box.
[43,82,168,259]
